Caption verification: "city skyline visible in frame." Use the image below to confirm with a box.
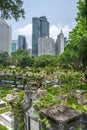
[6,0,78,48]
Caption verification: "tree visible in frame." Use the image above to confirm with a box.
[34,55,58,68]
[11,50,33,67]
[76,0,87,67]
[0,0,25,21]
[0,52,9,66]
[58,0,87,69]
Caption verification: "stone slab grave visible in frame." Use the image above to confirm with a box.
[0,100,7,108]
[41,105,82,130]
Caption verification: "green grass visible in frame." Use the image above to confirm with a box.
[0,106,10,114]
[0,85,13,98]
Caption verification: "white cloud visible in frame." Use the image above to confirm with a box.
[62,25,72,38]
[50,24,72,40]
[17,23,72,48]
[50,25,60,40]
[17,24,32,48]
[17,24,32,36]
[17,23,72,40]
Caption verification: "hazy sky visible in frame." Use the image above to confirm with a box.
[7,0,78,48]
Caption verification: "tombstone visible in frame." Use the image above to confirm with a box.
[27,107,39,130]
[23,83,46,130]
[41,105,82,130]
[80,112,87,130]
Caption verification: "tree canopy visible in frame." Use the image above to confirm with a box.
[58,0,87,69]
[0,0,25,21]
[0,52,9,66]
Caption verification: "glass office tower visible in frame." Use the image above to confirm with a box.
[18,35,27,50]
[32,16,49,56]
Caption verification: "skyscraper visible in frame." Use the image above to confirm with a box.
[18,35,27,50]
[64,37,67,47]
[55,30,64,55]
[32,16,49,56]
[38,37,55,56]
[0,18,12,55]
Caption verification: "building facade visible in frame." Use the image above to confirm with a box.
[28,48,32,56]
[11,40,18,52]
[64,37,67,47]
[18,35,27,50]
[55,30,64,55]
[38,37,55,56]
[32,16,49,56]
[0,18,12,54]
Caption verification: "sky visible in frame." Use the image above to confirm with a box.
[7,0,78,48]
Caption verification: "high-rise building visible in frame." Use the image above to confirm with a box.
[0,18,12,54]
[11,40,18,52]
[38,37,55,56]
[55,30,64,55]
[18,35,27,50]
[28,48,32,56]
[64,37,67,47]
[32,16,49,56]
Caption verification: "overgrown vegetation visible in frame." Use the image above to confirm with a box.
[33,70,87,110]
[0,124,8,130]
[58,0,87,69]
[11,92,24,130]
[0,85,13,98]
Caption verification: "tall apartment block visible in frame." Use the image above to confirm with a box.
[18,35,27,50]
[0,18,12,55]
[55,30,64,55]
[38,37,55,56]
[32,16,49,56]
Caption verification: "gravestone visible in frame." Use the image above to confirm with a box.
[41,105,82,130]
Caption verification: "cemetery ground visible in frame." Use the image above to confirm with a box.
[0,66,87,130]
[0,83,23,130]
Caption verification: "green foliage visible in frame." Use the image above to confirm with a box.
[10,50,35,67]
[38,116,50,130]
[33,69,87,116]
[33,87,64,111]
[0,52,9,66]
[34,55,58,68]
[67,94,77,105]
[60,71,82,90]
[0,124,8,130]
[0,0,25,21]
[0,85,13,98]
[12,92,24,130]
[34,93,56,109]
[0,106,10,114]
[76,124,83,130]
[58,0,87,69]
